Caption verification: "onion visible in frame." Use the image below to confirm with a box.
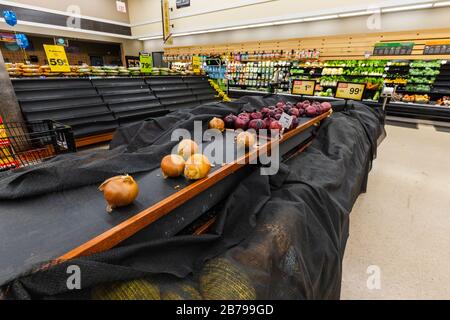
[305,106,318,117]
[161,154,185,178]
[184,154,211,180]
[290,115,299,130]
[289,108,300,117]
[208,117,225,132]
[248,119,266,131]
[321,102,332,113]
[99,175,139,213]
[270,121,283,131]
[178,139,199,160]
[224,114,237,129]
[276,102,285,108]
[250,111,263,120]
[234,117,249,130]
[236,131,256,148]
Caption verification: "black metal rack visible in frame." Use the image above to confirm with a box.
[11,76,218,139]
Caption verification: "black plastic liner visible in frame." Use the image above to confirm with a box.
[0,96,385,300]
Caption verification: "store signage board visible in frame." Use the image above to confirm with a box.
[161,0,173,45]
[43,44,70,72]
[424,40,450,55]
[140,54,153,73]
[192,56,201,74]
[116,1,127,13]
[176,0,190,8]
[373,42,414,56]
[292,80,316,96]
[335,82,366,101]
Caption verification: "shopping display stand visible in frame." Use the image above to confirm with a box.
[57,110,331,261]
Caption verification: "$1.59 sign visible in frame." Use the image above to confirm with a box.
[335,82,366,101]
[43,45,70,72]
[292,80,316,96]
[140,54,153,73]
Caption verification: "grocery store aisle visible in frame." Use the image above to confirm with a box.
[341,123,450,300]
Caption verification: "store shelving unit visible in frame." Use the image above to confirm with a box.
[11,76,218,147]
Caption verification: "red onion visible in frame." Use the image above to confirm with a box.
[249,119,266,131]
[250,111,263,120]
[235,116,249,130]
[305,106,318,117]
[289,108,300,117]
[270,121,283,131]
[224,114,237,129]
[321,102,332,113]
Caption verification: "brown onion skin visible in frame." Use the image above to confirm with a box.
[161,154,185,178]
[184,154,211,180]
[178,139,199,160]
[99,175,139,213]
[208,117,225,132]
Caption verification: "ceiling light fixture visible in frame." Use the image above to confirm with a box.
[303,14,339,22]
[433,1,450,6]
[338,10,378,18]
[382,3,433,13]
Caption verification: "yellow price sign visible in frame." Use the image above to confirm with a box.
[140,54,153,73]
[192,56,201,74]
[43,44,70,72]
[335,82,366,101]
[292,80,316,95]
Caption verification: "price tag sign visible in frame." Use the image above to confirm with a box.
[279,112,293,129]
[43,45,70,72]
[140,54,153,73]
[335,82,366,101]
[292,80,316,96]
[192,56,201,74]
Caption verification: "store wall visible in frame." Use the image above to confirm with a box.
[0,22,143,58]
[9,0,130,23]
[142,6,450,52]
[129,0,438,38]
[1,34,122,65]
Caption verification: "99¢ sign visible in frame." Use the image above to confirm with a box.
[335,82,366,101]
[292,80,316,96]
[43,45,70,72]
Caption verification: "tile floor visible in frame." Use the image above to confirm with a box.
[341,123,450,300]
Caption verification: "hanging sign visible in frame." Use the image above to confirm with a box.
[335,82,366,101]
[116,1,127,13]
[292,80,316,96]
[140,54,153,73]
[43,44,70,72]
[161,0,173,45]
[192,55,201,74]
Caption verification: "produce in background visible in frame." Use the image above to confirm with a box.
[184,154,211,180]
[92,279,160,300]
[199,258,256,300]
[99,174,139,213]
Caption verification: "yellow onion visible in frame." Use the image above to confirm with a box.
[99,175,139,213]
[208,117,225,132]
[161,154,185,178]
[184,154,211,180]
[236,131,256,148]
[177,139,199,160]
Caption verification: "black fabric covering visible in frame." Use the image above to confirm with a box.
[0,96,385,300]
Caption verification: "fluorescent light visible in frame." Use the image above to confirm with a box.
[338,10,377,18]
[138,36,163,40]
[303,15,339,22]
[273,18,304,25]
[382,3,433,12]
[434,1,450,7]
